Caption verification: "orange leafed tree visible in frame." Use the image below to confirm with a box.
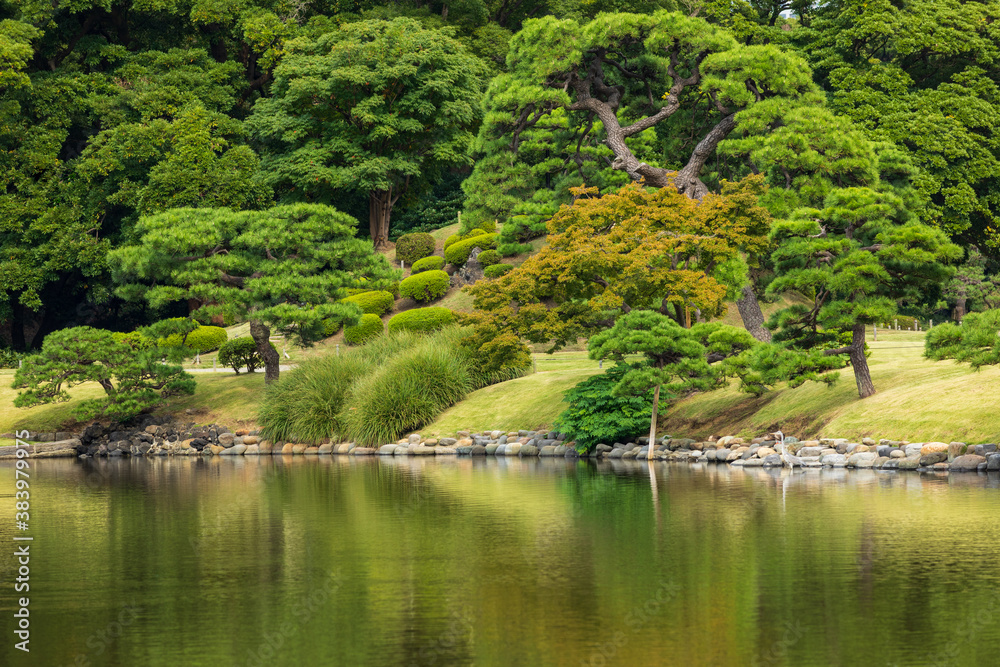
[468,176,772,349]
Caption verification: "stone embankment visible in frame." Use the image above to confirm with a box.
[3,419,997,472]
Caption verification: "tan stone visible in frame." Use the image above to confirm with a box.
[303,446,319,455]
[210,445,224,455]
[281,443,295,455]
[920,442,949,455]
[259,440,272,454]
[756,447,776,458]
[317,444,333,454]
[243,435,259,445]
[853,444,870,453]
[292,444,308,454]
[337,443,353,454]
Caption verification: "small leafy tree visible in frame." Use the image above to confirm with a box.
[218,337,271,374]
[12,327,194,421]
[586,311,720,460]
[110,204,399,384]
[555,363,653,454]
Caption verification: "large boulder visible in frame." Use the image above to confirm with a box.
[950,454,986,471]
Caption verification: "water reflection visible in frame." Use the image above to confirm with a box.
[1,458,999,666]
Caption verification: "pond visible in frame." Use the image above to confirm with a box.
[1,457,999,666]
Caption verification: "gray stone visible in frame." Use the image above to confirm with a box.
[798,446,824,457]
[743,458,764,467]
[822,453,847,467]
[920,452,948,466]
[470,445,487,456]
[762,454,782,466]
[622,449,638,460]
[218,433,235,446]
[553,445,567,456]
[244,444,260,455]
[988,454,1000,471]
[538,445,557,457]
[950,454,986,471]
[520,444,540,457]
[848,452,877,468]
[890,449,906,459]
[378,445,397,456]
[230,444,247,455]
[318,444,333,455]
[897,455,922,470]
[351,447,376,456]
[608,448,625,459]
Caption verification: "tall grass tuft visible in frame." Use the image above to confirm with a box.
[342,339,472,446]
[258,353,374,444]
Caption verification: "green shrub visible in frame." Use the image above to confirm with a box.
[0,347,23,369]
[387,307,455,334]
[344,313,384,345]
[342,290,394,316]
[161,325,228,353]
[458,321,531,388]
[399,270,450,302]
[443,234,463,250]
[444,233,497,267]
[395,232,435,266]
[476,249,499,267]
[411,255,445,273]
[218,337,276,374]
[322,317,343,337]
[554,364,653,453]
[258,353,375,444]
[483,263,513,279]
[342,337,472,445]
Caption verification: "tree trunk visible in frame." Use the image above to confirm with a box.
[369,189,395,249]
[736,284,772,342]
[848,322,875,399]
[954,297,967,323]
[647,384,660,460]
[250,319,281,385]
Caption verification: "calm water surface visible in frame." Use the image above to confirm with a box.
[1,457,999,666]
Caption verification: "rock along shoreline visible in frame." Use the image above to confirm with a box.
[3,417,999,473]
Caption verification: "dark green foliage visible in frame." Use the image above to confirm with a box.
[387,307,455,334]
[218,337,274,374]
[723,344,843,397]
[389,173,465,239]
[411,256,446,273]
[342,290,395,316]
[925,310,1000,369]
[161,326,228,354]
[111,331,155,351]
[483,264,514,279]
[344,314,385,345]
[395,233,436,266]
[555,364,653,453]
[458,319,532,388]
[476,249,499,267]
[11,327,194,421]
[399,271,451,302]
[444,233,497,266]
[322,318,343,337]
[0,348,24,369]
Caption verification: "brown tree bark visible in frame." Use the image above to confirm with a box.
[369,189,398,249]
[250,319,281,384]
[736,284,772,343]
[848,322,875,398]
[954,296,967,323]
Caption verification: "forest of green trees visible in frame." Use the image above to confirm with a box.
[3,0,1000,392]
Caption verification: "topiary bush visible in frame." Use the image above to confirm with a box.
[399,270,450,302]
[344,313,384,345]
[444,233,497,267]
[218,337,276,374]
[476,249,499,267]
[483,263,513,279]
[342,290,394,316]
[161,325,228,353]
[395,232,435,266]
[387,307,455,334]
[411,255,446,274]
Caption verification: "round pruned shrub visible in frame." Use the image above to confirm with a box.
[395,232,435,266]
[218,337,274,374]
[342,290,394,316]
[444,233,497,267]
[483,263,513,279]
[344,313,384,345]
[387,307,455,334]
[162,325,228,353]
[411,255,445,274]
[443,234,463,250]
[476,249,499,267]
[399,270,450,302]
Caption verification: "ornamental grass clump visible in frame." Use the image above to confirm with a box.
[342,338,472,446]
